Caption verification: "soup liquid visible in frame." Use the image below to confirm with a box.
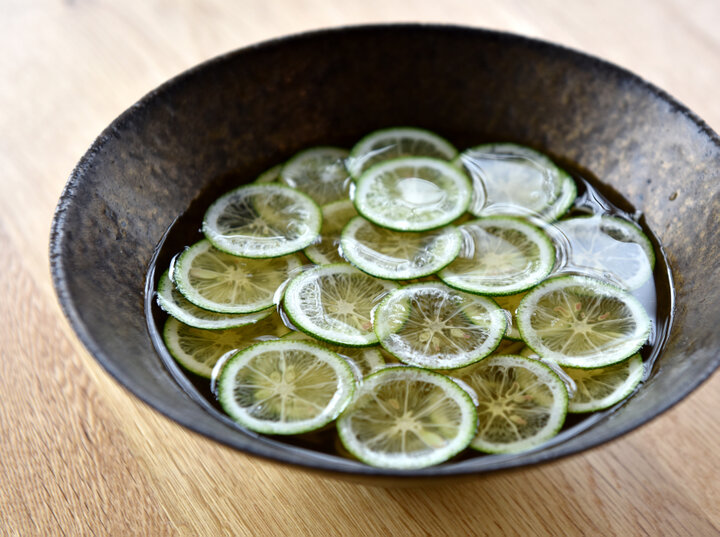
[145,165,674,459]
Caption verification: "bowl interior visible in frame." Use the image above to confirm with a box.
[50,25,720,480]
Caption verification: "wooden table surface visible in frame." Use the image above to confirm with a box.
[2,1,719,535]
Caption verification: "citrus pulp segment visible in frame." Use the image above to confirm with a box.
[346,127,458,179]
[565,353,644,413]
[458,143,565,217]
[438,216,556,296]
[553,215,655,290]
[373,283,507,369]
[162,312,286,378]
[353,157,472,231]
[340,216,462,280]
[304,200,358,265]
[156,270,273,329]
[336,366,477,469]
[202,183,321,258]
[282,330,385,379]
[217,340,355,435]
[280,146,352,206]
[516,275,651,368]
[173,240,301,313]
[283,264,399,346]
[453,354,568,454]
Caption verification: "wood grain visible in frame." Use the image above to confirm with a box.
[1,1,719,535]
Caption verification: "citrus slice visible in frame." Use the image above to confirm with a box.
[304,200,357,265]
[283,264,399,346]
[516,275,651,368]
[373,283,507,369]
[280,147,352,206]
[540,172,577,221]
[217,339,355,435]
[202,184,321,258]
[553,215,655,290]
[173,240,301,313]
[282,331,384,378]
[564,353,644,413]
[438,216,556,295]
[353,157,472,231]
[336,366,477,469]
[254,163,282,184]
[458,143,565,217]
[346,127,458,179]
[492,292,527,341]
[156,270,273,329]
[340,216,462,280]
[453,354,568,454]
[162,312,285,378]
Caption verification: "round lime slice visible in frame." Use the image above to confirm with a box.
[280,146,351,206]
[162,312,285,378]
[282,331,384,379]
[373,282,507,369]
[439,216,556,296]
[516,275,651,368]
[353,157,472,232]
[202,183,321,258]
[565,353,644,413]
[217,339,355,435]
[553,215,655,290]
[156,270,273,329]
[283,263,399,346]
[304,200,358,265]
[453,354,568,454]
[458,143,565,217]
[337,366,477,469]
[173,239,301,313]
[540,172,577,221]
[346,127,458,179]
[254,163,282,184]
[340,216,462,280]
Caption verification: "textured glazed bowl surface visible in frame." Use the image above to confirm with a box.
[50,24,720,481]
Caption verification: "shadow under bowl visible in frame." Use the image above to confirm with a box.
[50,24,720,484]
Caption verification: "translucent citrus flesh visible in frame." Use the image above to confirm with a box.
[176,241,299,313]
[281,147,351,206]
[375,284,505,368]
[565,353,643,413]
[341,217,460,279]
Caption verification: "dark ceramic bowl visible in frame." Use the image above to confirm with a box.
[50,24,720,483]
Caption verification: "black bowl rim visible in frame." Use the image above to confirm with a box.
[50,23,720,479]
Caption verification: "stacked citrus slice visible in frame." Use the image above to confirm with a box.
[154,126,657,469]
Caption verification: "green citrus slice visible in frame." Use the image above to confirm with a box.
[340,216,462,280]
[516,275,651,368]
[336,366,477,469]
[540,172,577,221]
[438,216,556,295]
[280,146,352,206]
[346,127,458,179]
[453,354,568,454]
[162,312,285,378]
[156,270,273,329]
[564,353,644,413]
[373,283,507,369]
[202,184,321,258]
[283,264,399,346]
[553,215,655,290]
[353,157,472,231]
[173,239,301,313]
[304,200,358,265]
[282,331,384,379]
[254,163,282,184]
[217,340,355,435]
[458,143,566,217]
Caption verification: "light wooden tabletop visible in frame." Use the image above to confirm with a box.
[2,1,719,535]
